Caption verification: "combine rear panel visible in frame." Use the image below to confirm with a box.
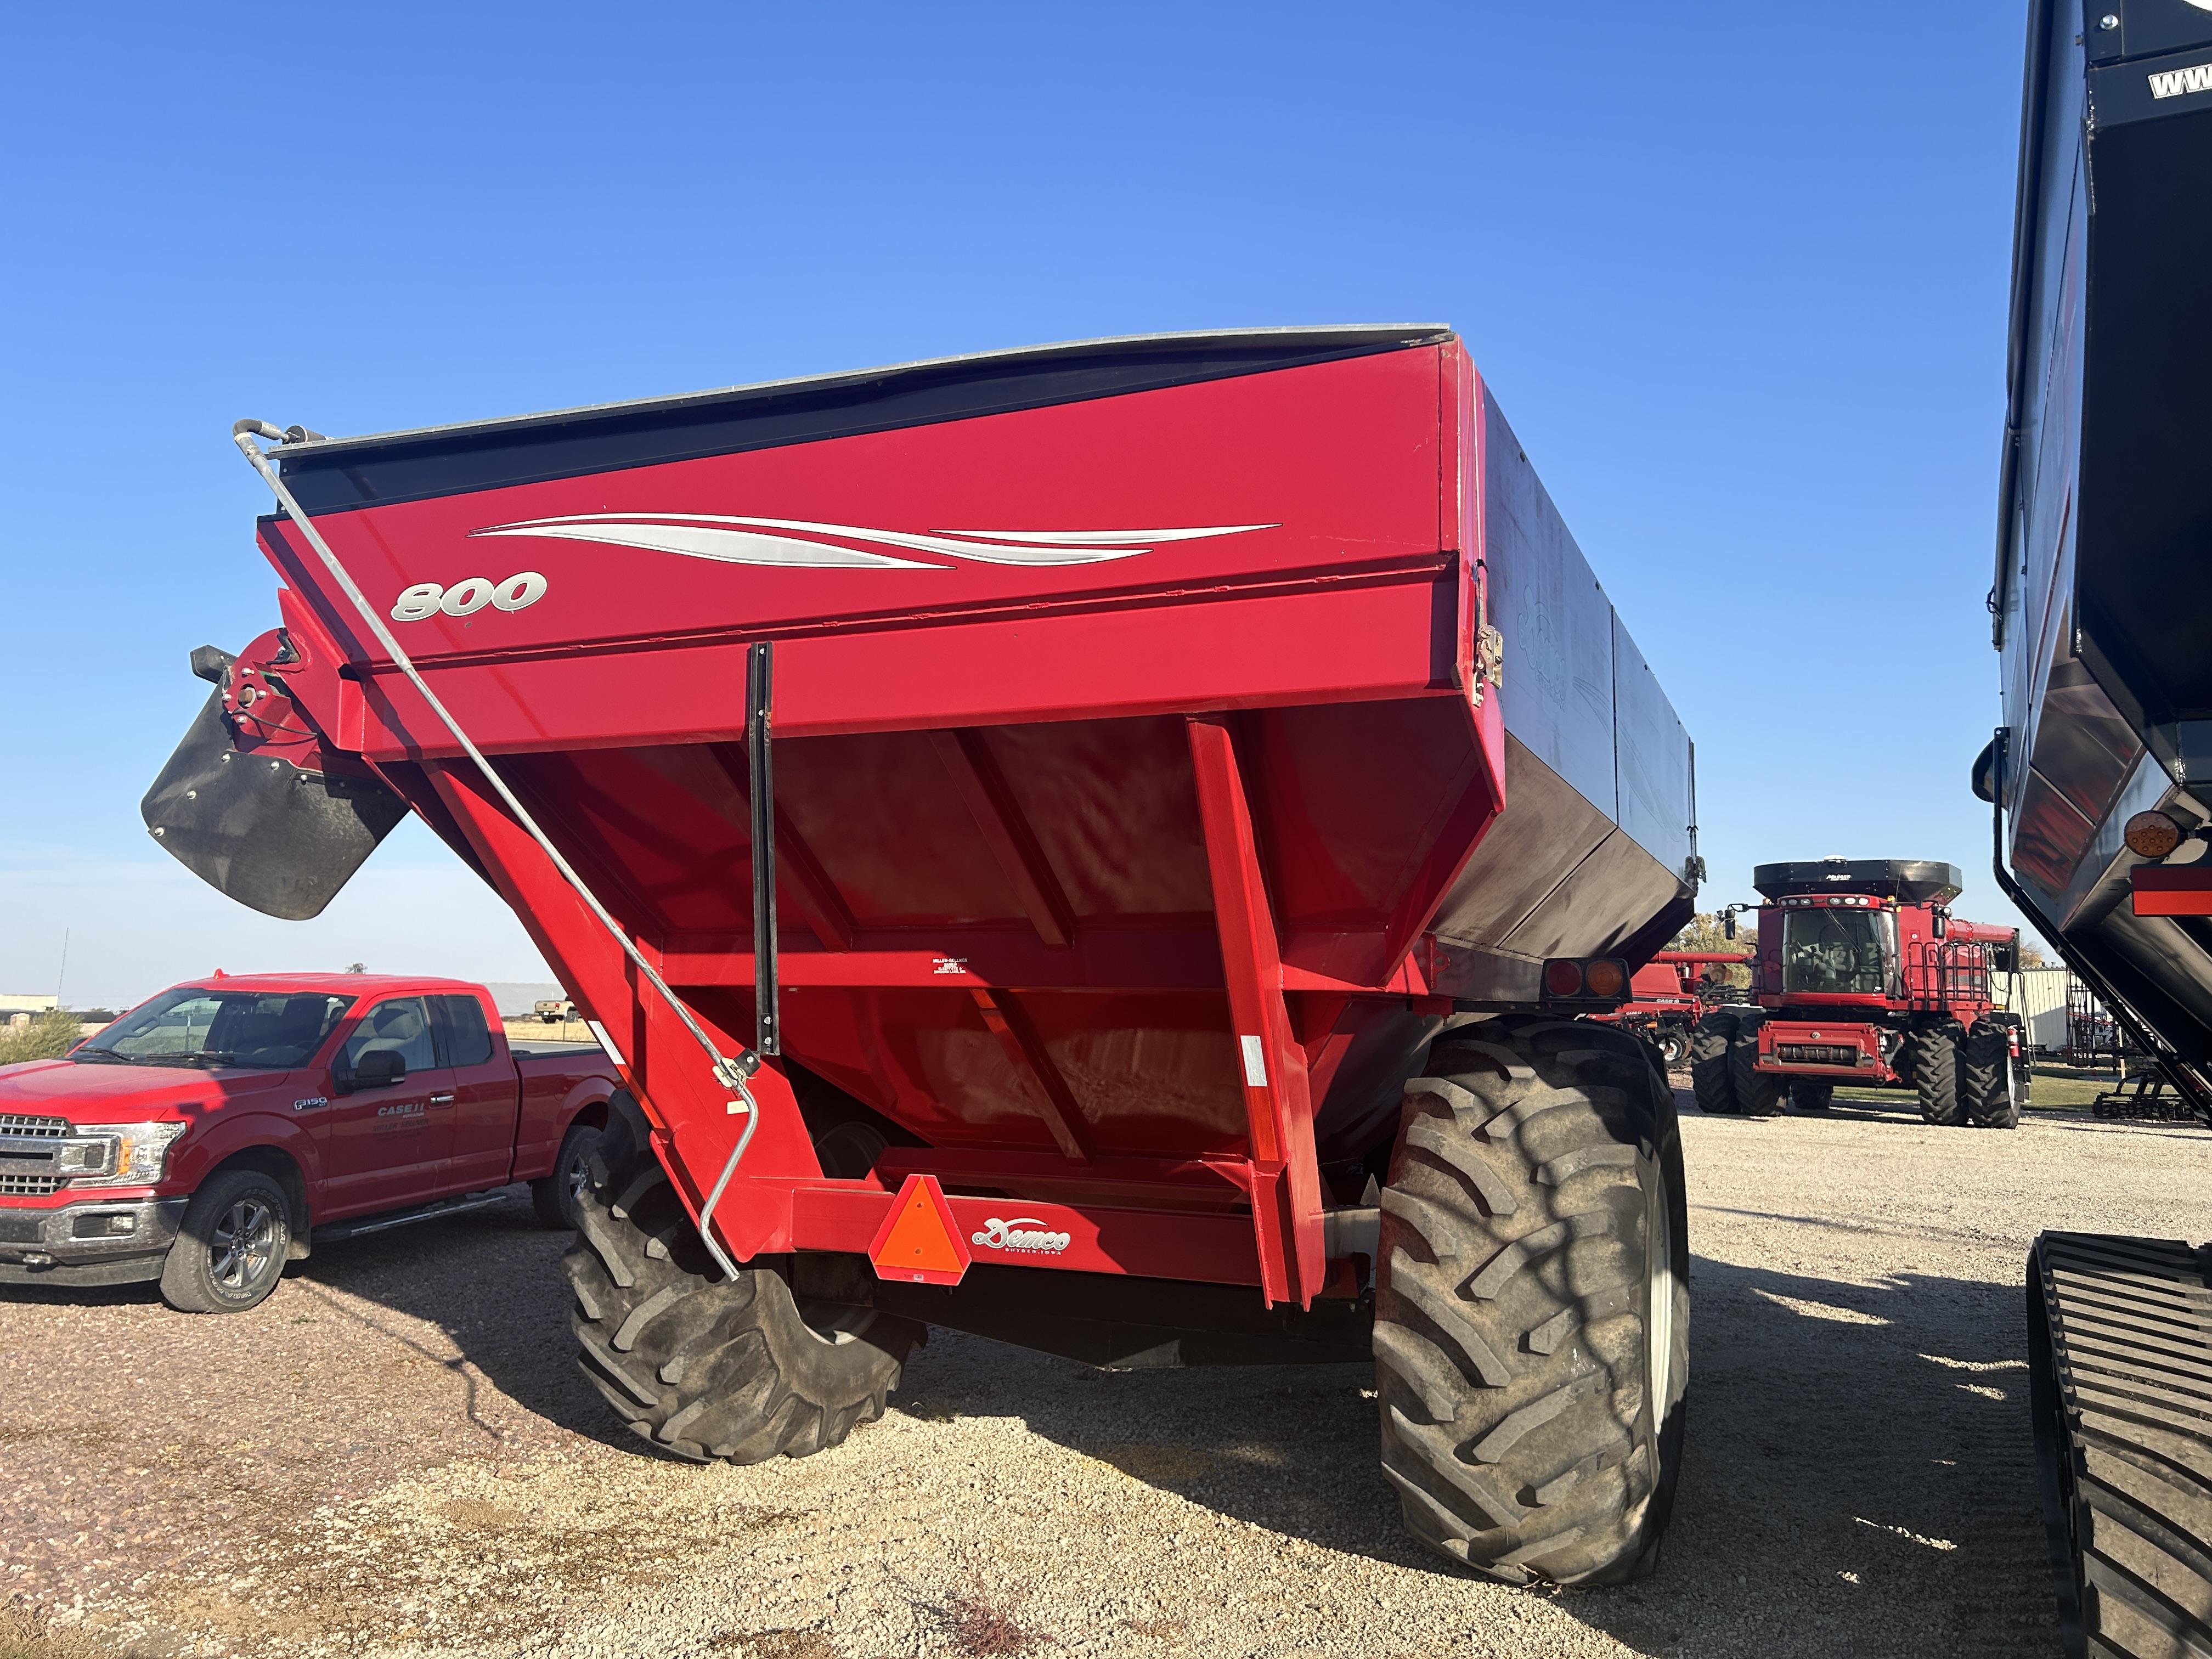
[153,328,1697,1582]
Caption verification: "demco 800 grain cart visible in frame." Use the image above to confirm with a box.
[144,328,1700,1583]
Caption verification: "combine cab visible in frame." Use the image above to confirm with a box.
[149,327,1700,1583]
[1689,860,2024,1124]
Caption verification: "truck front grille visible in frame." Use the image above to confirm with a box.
[0,1174,64,1198]
[1776,1043,1864,1066]
[0,1114,68,1138]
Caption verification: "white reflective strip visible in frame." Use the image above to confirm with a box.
[1240,1035,1268,1088]
[585,1020,627,1067]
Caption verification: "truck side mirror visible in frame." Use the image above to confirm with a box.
[353,1049,406,1087]
[1722,912,1736,940]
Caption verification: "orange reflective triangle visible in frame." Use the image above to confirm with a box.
[868,1173,970,1286]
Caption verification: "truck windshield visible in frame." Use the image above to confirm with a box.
[76,988,357,1069]
[1780,908,1895,996]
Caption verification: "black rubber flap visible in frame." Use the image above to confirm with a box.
[1751,860,1963,904]
[141,686,408,921]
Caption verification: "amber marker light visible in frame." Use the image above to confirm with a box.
[1583,958,1628,999]
[2124,810,2185,860]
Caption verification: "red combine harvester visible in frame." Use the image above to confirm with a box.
[1689,860,2023,1124]
[144,328,1700,1583]
[1589,951,1747,1067]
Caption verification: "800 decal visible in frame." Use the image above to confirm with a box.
[390,572,548,622]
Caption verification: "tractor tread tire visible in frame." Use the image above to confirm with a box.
[2029,1232,2212,1659]
[561,1091,919,1464]
[1375,1016,1689,1587]
[1689,1012,1739,1116]
[1728,1012,1784,1118]
[1916,1024,1967,1127]
[1961,1024,2019,1130]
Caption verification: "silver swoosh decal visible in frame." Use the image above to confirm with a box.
[470,514,1277,568]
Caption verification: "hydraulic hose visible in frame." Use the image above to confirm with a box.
[230,421,759,1275]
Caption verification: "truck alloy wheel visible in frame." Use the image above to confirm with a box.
[159,1167,292,1314]
[1374,1016,1690,1584]
[533,1120,607,1229]
[562,1092,921,1462]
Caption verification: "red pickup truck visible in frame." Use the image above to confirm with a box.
[0,974,617,1313]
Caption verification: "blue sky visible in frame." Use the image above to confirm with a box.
[0,3,2033,1008]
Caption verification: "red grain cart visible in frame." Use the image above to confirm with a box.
[1689,860,2024,1124]
[146,328,1698,1583]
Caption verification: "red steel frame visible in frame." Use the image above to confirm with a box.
[232,342,1518,1309]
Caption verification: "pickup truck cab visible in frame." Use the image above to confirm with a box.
[0,973,617,1312]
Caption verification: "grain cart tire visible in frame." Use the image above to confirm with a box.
[562,1091,921,1463]
[1961,1023,2019,1130]
[1375,1016,1689,1585]
[2028,1232,2212,1659]
[1915,1024,1967,1127]
[1728,1012,1784,1118]
[1689,1011,1739,1115]
[159,1166,293,1314]
[1789,1081,1834,1114]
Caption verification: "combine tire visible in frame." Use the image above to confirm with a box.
[1961,1023,2019,1130]
[1789,1081,1834,1114]
[2028,1232,2212,1658]
[1915,1023,1967,1126]
[1728,1012,1784,1118]
[562,1091,921,1463]
[1374,1016,1689,1585]
[1689,1011,1738,1115]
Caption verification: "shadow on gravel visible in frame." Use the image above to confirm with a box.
[884,1252,2059,1657]
[0,1186,628,1452]
[273,1188,635,1451]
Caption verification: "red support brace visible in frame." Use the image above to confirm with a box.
[1185,714,1325,1308]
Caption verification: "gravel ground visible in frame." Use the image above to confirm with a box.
[6,1090,2211,1658]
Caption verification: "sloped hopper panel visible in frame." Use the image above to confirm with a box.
[142,683,408,921]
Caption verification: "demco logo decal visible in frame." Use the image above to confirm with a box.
[971,1217,1072,1256]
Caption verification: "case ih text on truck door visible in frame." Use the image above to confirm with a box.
[146,328,1701,1583]
[0,975,615,1312]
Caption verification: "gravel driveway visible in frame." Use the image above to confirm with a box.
[6,1090,2210,1658]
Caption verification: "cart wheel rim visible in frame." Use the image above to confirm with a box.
[1646,1161,1678,1430]
[210,1198,279,1293]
